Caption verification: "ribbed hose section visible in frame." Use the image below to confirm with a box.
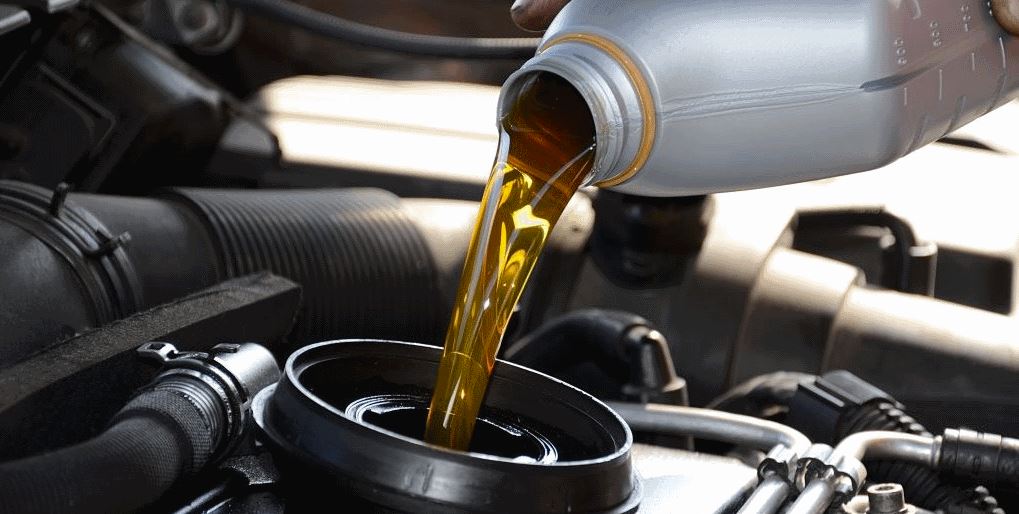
[838,402,1003,514]
[137,375,226,469]
[167,188,443,345]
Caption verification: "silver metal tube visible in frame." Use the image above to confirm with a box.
[786,431,938,514]
[606,402,811,455]
[832,431,937,467]
[606,402,812,514]
[785,476,836,514]
[736,474,790,514]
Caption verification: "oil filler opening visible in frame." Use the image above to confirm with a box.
[253,339,641,514]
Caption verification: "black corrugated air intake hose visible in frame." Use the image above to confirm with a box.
[226,0,541,58]
[785,371,1003,514]
[163,188,443,344]
[0,180,447,368]
[0,343,280,513]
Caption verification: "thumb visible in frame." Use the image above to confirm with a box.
[511,0,570,32]
[993,0,1019,35]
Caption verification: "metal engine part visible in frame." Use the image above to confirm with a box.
[218,74,1019,431]
[0,4,1017,514]
[842,484,929,514]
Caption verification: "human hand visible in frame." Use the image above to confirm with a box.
[510,0,568,32]
[511,0,1019,36]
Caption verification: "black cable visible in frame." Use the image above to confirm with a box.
[226,0,541,59]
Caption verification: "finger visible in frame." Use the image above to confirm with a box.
[510,0,570,32]
[993,0,1019,35]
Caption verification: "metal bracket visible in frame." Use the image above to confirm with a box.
[137,341,182,363]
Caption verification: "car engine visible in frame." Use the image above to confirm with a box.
[0,1,1017,513]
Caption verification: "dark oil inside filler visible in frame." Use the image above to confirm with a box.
[425,72,597,450]
[349,394,559,462]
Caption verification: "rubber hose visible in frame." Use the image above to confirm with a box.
[0,181,449,363]
[166,188,443,345]
[502,309,653,385]
[227,0,540,59]
[706,371,815,418]
[0,379,224,513]
[838,401,1003,514]
[939,429,1019,489]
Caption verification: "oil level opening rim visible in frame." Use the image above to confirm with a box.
[271,338,634,468]
[253,339,642,513]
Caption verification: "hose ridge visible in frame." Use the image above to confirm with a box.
[166,188,443,344]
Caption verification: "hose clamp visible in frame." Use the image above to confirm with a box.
[758,445,798,485]
[790,444,862,508]
[137,341,280,460]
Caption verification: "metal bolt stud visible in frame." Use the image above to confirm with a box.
[867,483,909,514]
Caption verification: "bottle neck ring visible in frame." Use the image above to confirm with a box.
[538,33,656,188]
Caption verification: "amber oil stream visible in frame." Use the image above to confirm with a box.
[424,73,597,450]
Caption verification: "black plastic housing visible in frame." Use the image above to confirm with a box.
[253,339,641,514]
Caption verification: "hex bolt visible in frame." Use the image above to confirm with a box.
[867,483,908,514]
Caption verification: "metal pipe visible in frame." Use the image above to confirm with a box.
[606,403,813,514]
[606,402,811,454]
[736,473,790,514]
[786,432,939,514]
[832,431,937,467]
[786,476,837,514]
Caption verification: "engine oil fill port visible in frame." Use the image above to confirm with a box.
[347,394,560,464]
[252,339,641,514]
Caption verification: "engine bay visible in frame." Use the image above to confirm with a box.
[0,1,1017,513]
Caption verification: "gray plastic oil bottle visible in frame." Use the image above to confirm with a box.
[498,0,1019,196]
